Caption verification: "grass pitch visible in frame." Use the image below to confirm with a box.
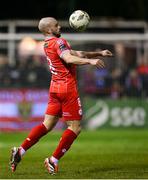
[0,129,148,179]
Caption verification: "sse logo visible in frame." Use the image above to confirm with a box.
[86,100,146,129]
[110,107,146,127]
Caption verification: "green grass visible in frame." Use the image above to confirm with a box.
[0,129,148,179]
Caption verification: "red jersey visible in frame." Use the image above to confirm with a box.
[44,37,77,93]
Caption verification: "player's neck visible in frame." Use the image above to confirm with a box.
[45,35,56,41]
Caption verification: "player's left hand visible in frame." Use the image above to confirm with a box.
[101,50,113,57]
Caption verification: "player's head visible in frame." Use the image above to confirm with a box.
[38,17,61,37]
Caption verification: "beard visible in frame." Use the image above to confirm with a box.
[53,31,61,38]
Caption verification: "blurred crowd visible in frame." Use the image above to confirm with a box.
[82,43,148,98]
[0,42,148,99]
[82,63,148,98]
[0,54,50,88]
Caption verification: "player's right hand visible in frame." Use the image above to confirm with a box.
[101,50,113,57]
[90,59,105,69]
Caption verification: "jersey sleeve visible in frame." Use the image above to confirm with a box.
[55,38,71,58]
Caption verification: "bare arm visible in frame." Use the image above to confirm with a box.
[71,49,113,58]
[61,51,105,69]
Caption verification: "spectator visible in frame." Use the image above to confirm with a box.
[0,55,12,87]
[137,57,148,97]
[125,69,142,97]
[111,81,123,99]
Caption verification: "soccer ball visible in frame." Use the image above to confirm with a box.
[69,10,90,32]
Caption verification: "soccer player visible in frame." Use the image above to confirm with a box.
[10,17,113,175]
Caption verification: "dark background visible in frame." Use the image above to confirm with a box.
[1,0,148,20]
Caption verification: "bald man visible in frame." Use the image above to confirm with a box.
[10,17,113,175]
